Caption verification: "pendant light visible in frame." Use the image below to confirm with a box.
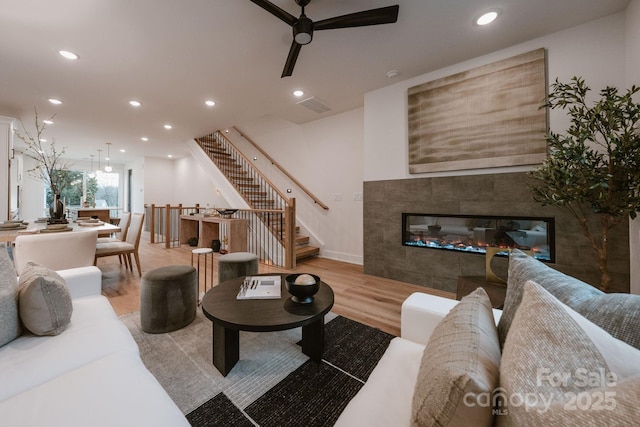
[96,149,102,176]
[104,142,113,172]
[88,154,96,179]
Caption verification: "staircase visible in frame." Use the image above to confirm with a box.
[295,227,320,261]
[195,132,319,263]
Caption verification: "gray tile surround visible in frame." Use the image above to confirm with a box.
[363,172,630,294]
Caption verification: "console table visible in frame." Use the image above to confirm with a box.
[68,208,112,223]
[180,215,247,252]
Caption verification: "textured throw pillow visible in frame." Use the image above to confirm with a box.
[498,249,640,350]
[497,281,640,426]
[18,262,73,336]
[0,244,22,346]
[412,288,501,427]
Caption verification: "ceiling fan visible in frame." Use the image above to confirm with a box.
[249,0,400,78]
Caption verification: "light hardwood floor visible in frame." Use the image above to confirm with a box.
[98,233,456,336]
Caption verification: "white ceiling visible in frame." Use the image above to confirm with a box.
[0,0,630,164]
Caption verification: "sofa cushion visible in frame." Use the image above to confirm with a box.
[0,350,190,427]
[0,295,139,401]
[498,281,640,426]
[498,249,640,349]
[0,244,21,346]
[18,262,73,336]
[333,337,426,427]
[412,288,501,427]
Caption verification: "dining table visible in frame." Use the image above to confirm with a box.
[0,220,121,244]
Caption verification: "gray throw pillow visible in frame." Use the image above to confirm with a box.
[498,249,640,350]
[412,288,501,427]
[18,262,73,336]
[0,243,21,346]
[497,281,640,426]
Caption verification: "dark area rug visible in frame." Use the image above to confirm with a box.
[185,316,393,427]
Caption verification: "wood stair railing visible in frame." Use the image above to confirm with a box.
[195,131,319,265]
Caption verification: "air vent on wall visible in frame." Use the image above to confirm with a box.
[297,96,332,114]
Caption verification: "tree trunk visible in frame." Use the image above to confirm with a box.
[578,215,611,291]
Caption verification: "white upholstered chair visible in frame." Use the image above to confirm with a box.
[13,230,99,275]
[94,212,145,276]
[97,211,131,244]
[97,211,131,265]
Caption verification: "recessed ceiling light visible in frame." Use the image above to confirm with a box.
[43,120,54,125]
[39,138,47,142]
[58,50,78,60]
[48,98,62,105]
[141,137,149,141]
[293,90,304,97]
[476,10,500,26]
[205,100,216,107]
[386,70,400,79]
[129,100,141,107]
[120,149,126,153]
[167,154,173,158]
[164,124,172,130]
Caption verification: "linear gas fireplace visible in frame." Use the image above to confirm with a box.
[402,213,555,262]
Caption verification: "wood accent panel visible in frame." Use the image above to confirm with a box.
[408,48,547,173]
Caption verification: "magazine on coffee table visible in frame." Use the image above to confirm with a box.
[236,275,282,300]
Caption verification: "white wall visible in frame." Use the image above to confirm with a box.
[138,154,229,208]
[233,108,365,264]
[364,12,626,182]
[171,154,229,208]
[626,0,640,295]
[364,10,638,290]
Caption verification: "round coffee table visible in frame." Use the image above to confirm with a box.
[201,273,334,376]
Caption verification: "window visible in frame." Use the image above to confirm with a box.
[45,169,120,210]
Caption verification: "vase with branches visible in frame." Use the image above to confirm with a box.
[14,109,74,218]
[529,77,640,291]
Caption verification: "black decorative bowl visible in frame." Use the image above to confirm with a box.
[216,208,238,218]
[285,273,320,304]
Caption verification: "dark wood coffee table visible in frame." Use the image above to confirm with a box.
[201,273,334,376]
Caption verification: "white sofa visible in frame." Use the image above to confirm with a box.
[13,230,98,275]
[335,292,502,427]
[0,265,189,427]
[336,250,640,426]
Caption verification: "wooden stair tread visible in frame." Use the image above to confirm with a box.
[296,245,320,260]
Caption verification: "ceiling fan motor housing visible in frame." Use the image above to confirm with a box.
[293,15,313,44]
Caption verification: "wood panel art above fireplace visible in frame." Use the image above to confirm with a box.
[402,213,555,263]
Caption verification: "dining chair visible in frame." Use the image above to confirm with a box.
[97,211,131,243]
[14,230,98,275]
[94,212,145,276]
[97,211,131,265]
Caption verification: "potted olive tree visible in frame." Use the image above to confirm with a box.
[529,77,640,291]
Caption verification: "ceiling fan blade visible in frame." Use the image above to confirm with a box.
[314,5,399,31]
[249,0,297,26]
[282,40,302,78]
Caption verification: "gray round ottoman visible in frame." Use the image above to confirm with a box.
[140,265,197,333]
[218,252,259,284]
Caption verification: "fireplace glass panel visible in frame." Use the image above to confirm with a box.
[402,213,555,262]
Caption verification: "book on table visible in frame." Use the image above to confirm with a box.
[236,275,282,300]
